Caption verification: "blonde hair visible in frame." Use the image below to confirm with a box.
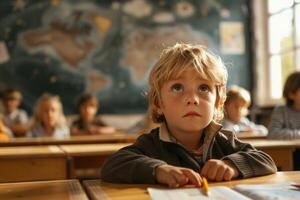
[32,93,67,128]
[148,43,228,123]
[3,88,22,101]
[224,85,251,116]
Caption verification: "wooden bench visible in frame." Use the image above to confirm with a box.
[59,143,131,179]
[0,179,88,200]
[0,133,138,147]
[0,146,66,183]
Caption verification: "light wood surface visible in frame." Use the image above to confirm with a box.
[60,143,131,179]
[237,131,267,139]
[0,146,66,183]
[60,143,131,156]
[83,171,300,200]
[0,133,138,147]
[0,179,88,200]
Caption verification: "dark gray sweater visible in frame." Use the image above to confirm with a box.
[101,124,277,184]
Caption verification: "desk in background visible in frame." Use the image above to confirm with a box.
[83,171,300,200]
[236,131,267,139]
[0,133,139,147]
[0,146,66,183]
[0,179,88,200]
[245,139,298,171]
[59,143,131,179]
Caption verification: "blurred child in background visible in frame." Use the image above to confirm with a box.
[70,93,115,136]
[222,85,267,135]
[2,88,29,137]
[268,71,300,139]
[0,114,13,141]
[27,94,69,138]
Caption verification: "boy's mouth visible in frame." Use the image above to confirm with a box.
[183,111,201,117]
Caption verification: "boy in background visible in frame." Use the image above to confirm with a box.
[70,93,115,135]
[222,85,267,135]
[2,88,29,137]
[268,71,300,139]
[101,43,276,187]
[27,93,69,138]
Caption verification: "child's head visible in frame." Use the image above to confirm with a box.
[78,93,99,122]
[33,93,66,128]
[283,71,300,107]
[224,85,251,123]
[148,43,227,131]
[2,88,22,113]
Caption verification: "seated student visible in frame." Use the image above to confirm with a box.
[0,114,13,141]
[268,71,300,139]
[100,43,276,187]
[70,93,115,136]
[1,88,29,137]
[27,94,69,138]
[222,85,267,135]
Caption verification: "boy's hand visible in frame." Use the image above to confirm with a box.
[155,164,202,188]
[200,159,239,181]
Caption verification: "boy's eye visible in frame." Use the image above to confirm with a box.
[198,84,210,93]
[171,83,183,93]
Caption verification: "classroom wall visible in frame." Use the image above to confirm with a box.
[0,0,251,115]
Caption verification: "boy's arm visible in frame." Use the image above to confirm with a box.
[100,134,167,184]
[218,132,277,178]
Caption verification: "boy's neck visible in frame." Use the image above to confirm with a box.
[166,124,203,151]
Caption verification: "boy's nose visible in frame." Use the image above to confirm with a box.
[186,94,200,105]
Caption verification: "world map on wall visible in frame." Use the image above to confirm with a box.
[0,0,249,114]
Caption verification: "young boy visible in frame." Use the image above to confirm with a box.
[2,88,29,137]
[101,43,277,187]
[268,71,300,139]
[222,85,267,135]
[70,93,115,135]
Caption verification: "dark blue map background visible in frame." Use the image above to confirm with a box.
[0,0,251,115]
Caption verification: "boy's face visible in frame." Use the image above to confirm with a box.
[4,98,20,113]
[41,100,60,127]
[157,68,217,135]
[80,101,98,122]
[225,99,247,123]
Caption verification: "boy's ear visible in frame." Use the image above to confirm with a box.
[156,106,163,115]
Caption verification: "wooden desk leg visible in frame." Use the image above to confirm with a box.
[66,156,75,179]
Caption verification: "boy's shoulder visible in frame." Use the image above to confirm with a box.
[133,127,161,147]
[136,127,160,141]
[215,128,235,141]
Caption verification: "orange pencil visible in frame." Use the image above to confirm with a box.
[202,177,210,196]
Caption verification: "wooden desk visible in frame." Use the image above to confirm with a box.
[237,131,267,139]
[83,171,300,200]
[0,133,138,147]
[0,179,88,200]
[60,143,131,179]
[0,146,66,183]
[245,139,297,171]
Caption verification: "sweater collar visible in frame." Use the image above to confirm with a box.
[158,121,222,160]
